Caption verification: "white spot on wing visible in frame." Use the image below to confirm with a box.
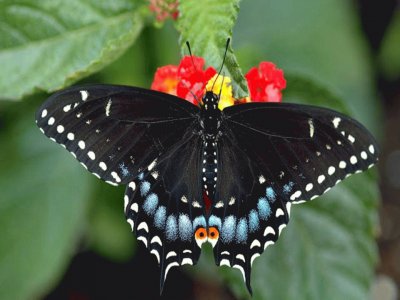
[166,251,177,259]
[278,224,287,235]
[275,208,284,217]
[99,161,107,171]
[137,222,149,232]
[215,201,224,208]
[235,254,245,262]
[308,118,314,137]
[41,109,48,118]
[164,262,179,281]
[151,236,162,246]
[56,125,64,133]
[348,134,355,143]
[332,117,341,128]
[339,161,346,169]
[131,203,138,212]
[105,99,112,116]
[80,90,89,101]
[290,190,302,201]
[305,183,313,191]
[182,258,193,265]
[318,175,325,184]
[67,132,74,140]
[148,159,157,171]
[48,117,55,125]
[63,104,71,112]
[361,151,367,160]
[78,140,85,149]
[127,219,134,231]
[220,259,231,267]
[111,171,121,183]
[263,226,275,236]
[350,155,357,165]
[87,151,95,160]
[369,145,375,154]
[151,249,160,264]
[259,175,266,184]
[250,240,261,249]
[328,166,335,175]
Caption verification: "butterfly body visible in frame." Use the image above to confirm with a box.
[36,84,379,294]
[199,91,222,201]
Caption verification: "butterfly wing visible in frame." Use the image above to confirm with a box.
[35,85,199,185]
[210,102,379,293]
[124,129,206,291]
[36,84,207,290]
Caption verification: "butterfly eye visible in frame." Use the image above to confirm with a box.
[207,226,220,247]
[194,227,208,248]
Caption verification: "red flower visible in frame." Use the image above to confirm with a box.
[151,56,217,106]
[245,62,286,102]
[149,0,179,22]
[151,56,286,105]
[176,56,216,105]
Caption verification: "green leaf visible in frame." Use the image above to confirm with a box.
[0,0,145,101]
[87,184,135,262]
[176,0,248,98]
[0,101,93,299]
[379,11,400,79]
[284,73,350,114]
[234,0,381,131]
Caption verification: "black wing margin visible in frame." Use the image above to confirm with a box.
[35,85,200,185]
[209,102,379,293]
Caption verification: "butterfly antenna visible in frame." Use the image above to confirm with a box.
[186,41,198,72]
[211,38,230,91]
[218,72,226,99]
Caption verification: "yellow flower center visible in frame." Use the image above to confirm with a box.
[205,74,234,110]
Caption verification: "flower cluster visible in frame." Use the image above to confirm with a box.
[149,0,179,22]
[151,55,286,108]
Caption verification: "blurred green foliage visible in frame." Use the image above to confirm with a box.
[0,0,382,299]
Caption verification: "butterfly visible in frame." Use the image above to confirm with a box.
[35,56,379,295]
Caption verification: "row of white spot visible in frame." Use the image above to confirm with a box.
[289,144,375,203]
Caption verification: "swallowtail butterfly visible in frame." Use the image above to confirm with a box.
[35,53,378,294]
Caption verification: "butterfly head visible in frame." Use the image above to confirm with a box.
[202,91,220,108]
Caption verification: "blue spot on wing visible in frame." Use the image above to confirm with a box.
[236,218,248,243]
[283,182,294,194]
[208,215,222,229]
[143,193,158,216]
[166,215,178,241]
[193,216,206,229]
[154,206,166,229]
[248,210,260,233]
[140,181,151,196]
[258,197,271,220]
[178,214,192,241]
[119,162,130,177]
[221,215,236,243]
[266,187,276,202]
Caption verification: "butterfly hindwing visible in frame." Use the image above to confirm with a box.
[35,85,199,185]
[124,130,207,291]
[208,102,379,292]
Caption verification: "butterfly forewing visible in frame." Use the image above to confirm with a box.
[35,85,199,185]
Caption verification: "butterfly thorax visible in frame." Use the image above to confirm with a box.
[200,91,221,200]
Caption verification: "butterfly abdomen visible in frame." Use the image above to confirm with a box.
[202,139,218,200]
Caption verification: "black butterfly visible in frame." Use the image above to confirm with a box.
[35,79,378,294]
